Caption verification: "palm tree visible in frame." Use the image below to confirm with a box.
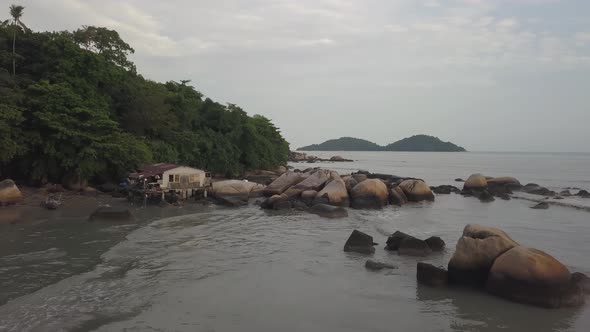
[9,4,28,76]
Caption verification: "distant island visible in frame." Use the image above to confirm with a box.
[298,135,466,152]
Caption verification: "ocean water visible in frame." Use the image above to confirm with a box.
[0,152,589,332]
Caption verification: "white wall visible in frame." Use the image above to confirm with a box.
[162,167,207,188]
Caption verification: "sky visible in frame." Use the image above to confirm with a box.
[7,0,590,152]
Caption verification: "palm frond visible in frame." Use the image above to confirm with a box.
[9,5,25,20]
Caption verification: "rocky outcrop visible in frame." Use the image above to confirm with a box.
[577,190,590,198]
[522,183,556,196]
[448,224,518,286]
[350,179,388,209]
[343,230,376,254]
[89,207,135,222]
[399,179,435,202]
[430,185,460,195]
[486,246,586,308]
[263,172,306,196]
[389,186,408,206]
[531,202,549,210]
[417,263,448,287]
[283,169,331,198]
[463,174,487,191]
[210,180,265,206]
[365,260,397,271]
[308,204,348,218]
[0,179,22,206]
[313,177,349,206]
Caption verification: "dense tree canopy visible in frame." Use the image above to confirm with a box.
[0,13,289,184]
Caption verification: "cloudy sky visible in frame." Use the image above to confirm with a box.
[11,0,590,151]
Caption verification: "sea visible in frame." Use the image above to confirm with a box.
[1,151,589,332]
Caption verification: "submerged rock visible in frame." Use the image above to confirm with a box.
[89,207,135,222]
[425,236,445,252]
[399,179,435,202]
[455,178,465,182]
[478,190,495,202]
[486,246,586,308]
[261,194,290,210]
[430,185,460,195]
[385,231,412,251]
[365,259,397,271]
[343,230,376,254]
[559,190,572,197]
[417,262,448,287]
[398,236,432,256]
[577,190,590,198]
[350,179,388,209]
[531,202,549,210]
[308,204,348,218]
[522,183,556,196]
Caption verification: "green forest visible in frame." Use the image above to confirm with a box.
[298,135,466,152]
[0,5,290,185]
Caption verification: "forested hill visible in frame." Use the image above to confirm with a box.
[298,137,383,151]
[298,135,466,152]
[0,11,289,184]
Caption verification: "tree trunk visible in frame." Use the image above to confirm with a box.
[12,22,16,76]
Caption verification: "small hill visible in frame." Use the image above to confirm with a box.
[297,135,466,152]
[384,135,466,152]
[297,137,383,151]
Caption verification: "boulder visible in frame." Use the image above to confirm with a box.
[292,200,308,210]
[263,172,306,196]
[399,179,435,202]
[522,183,556,196]
[531,202,549,210]
[430,185,460,195]
[487,177,521,189]
[463,174,487,191]
[448,224,519,286]
[486,246,585,308]
[313,177,349,206]
[417,262,448,287]
[344,177,359,193]
[343,230,376,254]
[389,186,408,206]
[385,231,412,251]
[0,179,22,205]
[273,165,288,174]
[478,190,495,202]
[559,190,572,197]
[350,179,388,209]
[300,190,318,204]
[425,236,445,252]
[497,193,511,200]
[308,204,348,218]
[261,194,290,210]
[351,173,368,183]
[399,236,432,256]
[89,207,135,222]
[330,155,345,161]
[210,180,265,206]
[283,169,331,198]
[577,190,590,198]
[572,272,590,295]
[365,260,397,271]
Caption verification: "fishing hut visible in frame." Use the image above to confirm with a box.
[128,163,211,203]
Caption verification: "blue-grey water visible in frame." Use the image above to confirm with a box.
[1,151,589,332]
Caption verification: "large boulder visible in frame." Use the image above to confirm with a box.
[389,186,408,206]
[263,172,306,196]
[399,179,435,202]
[89,207,135,222]
[463,174,487,191]
[344,177,359,193]
[273,166,288,174]
[210,180,265,206]
[313,177,349,206]
[425,236,445,252]
[343,230,376,254]
[308,204,348,218]
[448,224,519,286]
[0,179,22,205]
[351,173,368,183]
[385,231,412,251]
[283,169,331,198]
[350,179,388,209]
[486,246,586,308]
[417,263,448,287]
